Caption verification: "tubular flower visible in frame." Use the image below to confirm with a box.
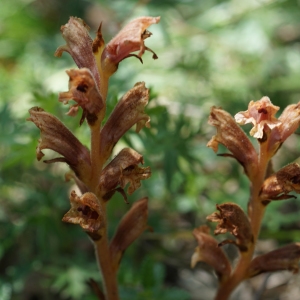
[101,16,160,75]
[98,148,151,201]
[110,198,149,271]
[55,17,100,86]
[207,203,253,252]
[191,225,231,281]
[207,106,258,178]
[27,107,91,184]
[234,96,281,139]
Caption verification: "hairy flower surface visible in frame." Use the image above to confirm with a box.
[235,97,280,139]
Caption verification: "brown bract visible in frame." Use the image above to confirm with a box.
[100,82,150,162]
[55,17,100,86]
[98,148,151,201]
[63,191,104,233]
[260,163,300,203]
[235,96,280,139]
[110,197,148,271]
[207,106,258,178]
[207,203,253,252]
[59,68,104,125]
[27,107,91,183]
[101,16,160,75]
[191,225,231,281]
[248,243,300,277]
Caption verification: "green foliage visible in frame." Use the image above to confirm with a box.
[2,0,300,299]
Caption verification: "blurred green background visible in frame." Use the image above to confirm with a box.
[1,0,300,299]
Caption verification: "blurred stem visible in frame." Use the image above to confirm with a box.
[94,202,119,300]
[214,141,269,300]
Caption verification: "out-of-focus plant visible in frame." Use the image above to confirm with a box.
[28,15,160,300]
[191,97,300,299]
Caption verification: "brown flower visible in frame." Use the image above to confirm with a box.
[235,96,280,139]
[191,225,231,281]
[63,191,104,233]
[207,203,253,252]
[101,16,160,75]
[207,106,258,178]
[55,17,100,86]
[98,148,151,201]
[110,198,149,271]
[27,107,91,184]
[260,163,300,203]
[248,243,300,277]
[59,68,104,125]
[100,82,150,162]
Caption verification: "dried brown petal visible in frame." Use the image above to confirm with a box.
[110,197,148,270]
[98,148,151,200]
[268,102,300,155]
[260,163,300,203]
[235,97,280,139]
[62,191,104,233]
[55,17,100,86]
[27,107,91,183]
[100,82,150,161]
[248,243,300,277]
[191,225,231,281]
[59,68,104,125]
[207,106,258,177]
[101,16,160,75]
[207,203,253,252]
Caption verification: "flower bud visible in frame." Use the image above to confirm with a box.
[207,106,258,178]
[110,198,149,271]
[62,191,104,233]
[207,203,253,252]
[248,243,300,277]
[260,163,300,203]
[191,225,231,281]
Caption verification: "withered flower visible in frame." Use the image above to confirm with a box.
[59,68,104,125]
[207,106,258,178]
[98,148,151,201]
[110,198,149,271]
[63,191,104,233]
[248,243,300,277]
[100,82,150,161]
[235,96,280,139]
[267,102,300,155]
[27,107,91,184]
[55,17,100,86]
[191,225,231,281]
[101,16,160,75]
[260,163,300,203]
[207,203,253,252]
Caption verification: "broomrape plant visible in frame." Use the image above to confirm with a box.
[191,98,300,299]
[28,16,159,300]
